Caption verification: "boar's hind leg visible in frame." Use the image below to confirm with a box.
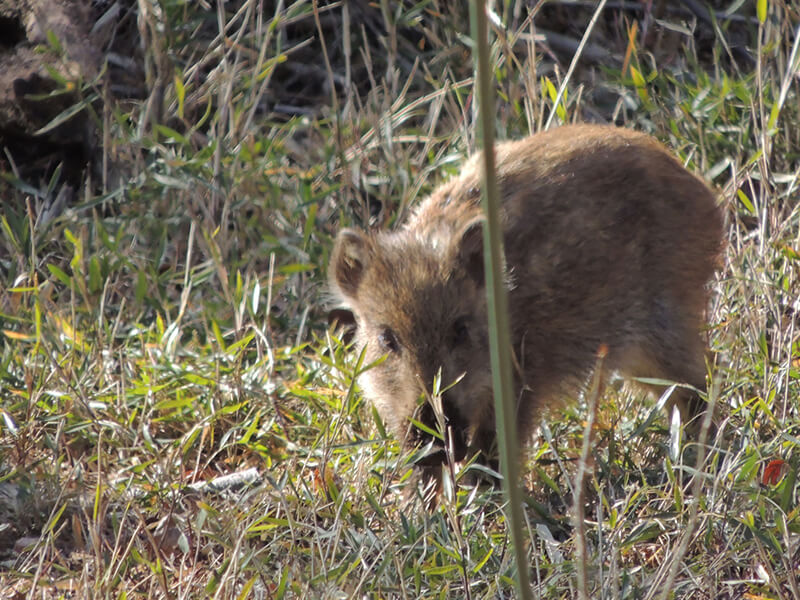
[626,329,711,435]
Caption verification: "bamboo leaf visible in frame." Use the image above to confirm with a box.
[34,94,98,136]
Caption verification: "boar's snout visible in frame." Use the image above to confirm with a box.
[409,393,469,466]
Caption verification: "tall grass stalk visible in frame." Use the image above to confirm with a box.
[470,2,532,598]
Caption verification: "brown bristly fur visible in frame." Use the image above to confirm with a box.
[329,124,724,483]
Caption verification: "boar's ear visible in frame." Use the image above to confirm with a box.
[330,229,371,299]
[457,219,485,286]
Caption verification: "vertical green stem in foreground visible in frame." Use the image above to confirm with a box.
[469,3,532,598]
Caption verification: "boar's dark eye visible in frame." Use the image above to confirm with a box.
[451,316,470,346]
[378,327,400,354]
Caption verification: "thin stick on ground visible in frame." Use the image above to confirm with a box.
[573,345,607,600]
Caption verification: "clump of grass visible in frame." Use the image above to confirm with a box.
[0,1,798,597]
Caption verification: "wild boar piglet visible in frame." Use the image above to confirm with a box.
[329,124,724,471]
